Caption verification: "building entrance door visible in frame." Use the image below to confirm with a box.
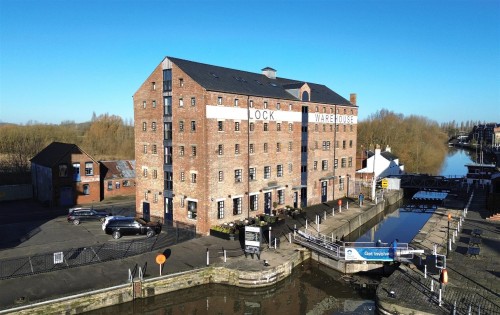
[142,202,150,221]
[321,181,327,203]
[264,192,272,215]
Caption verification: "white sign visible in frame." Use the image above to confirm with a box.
[53,252,64,264]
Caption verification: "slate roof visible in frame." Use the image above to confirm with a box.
[100,160,136,180]
[30,142,95,167]
[168,57,353,106]
[367,150,399,161]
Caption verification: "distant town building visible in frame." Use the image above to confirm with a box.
[134,56,358,234]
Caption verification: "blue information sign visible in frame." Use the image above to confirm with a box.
[345,247,393,261]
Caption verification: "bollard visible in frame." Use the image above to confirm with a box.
[453,301,456,315]
[268,227,272,248]
[274,237,277,249]
[206,248,209,266]
[431,279,434,292]
[433,244,437,255]
[439,288,442,306]
[306,219,308,229]
[449,239,452,251]
[424,264,427,278]
[452,233,455,244]
[339,205,342,213]
[324,211,327,221]
[224,249,227,263]
[332,208,335,216]
[468,304,471,315]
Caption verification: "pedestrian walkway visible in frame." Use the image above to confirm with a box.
[377,188,500,314]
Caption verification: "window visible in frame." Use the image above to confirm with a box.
[322,160,328,171]
[341,158,347,168]
[249,100,254,108]
[191,97,196,106]
[314,161,318,170]
[123,180,131,187]
[143,101,146,108]
[278,189,284,204]
[349,140,353,148]
[334,159,338,169]
[264,143,268,153]
[218,171,224,182]
[322,107,326,113]
[153,193,158,203]
[276,142,281,152]
[264,123,268,131]
[301,145,307,153]
[249,167,256,181]
[142,122,147,132]
[277,123,281,131]
[301,165,307,173]
[115,181,120,189]
[250,123,254,131]
[59,164,68,177]
[264,166,271,179]
[152,81,156,90]
[165,122,172,140]
[277,164,283,177]
[289,123,293,131]
[235,122,240,131]
[192,146,197,156]
[342,140,346,149]
[179,146,185,156]
[234,99,239,107]
[249,143,254,154]
[180,172,185,181]
[235,144,240,154]
[179,121,184,132]
[83,184,90,195]
[289,104,293,111]
[85,162,93,176]
[179,78,184,87]
[72,163,80,181]
[179,98,184,107]
[191,173,197,183]
[348,157,353,167]
[217,97,223,105]
[186,201,196,219]
[107,181,113,190]
[218,144,224,155]
[152,122,156,132]
[191,121,196,131]
[218,121,224,131]
[235,169,242,182]
[264,101,268,109]
[164,96,172,115]
[276,102,280,110]
[152,100,156,108]
[143,168,148,178]
[250,195,258,211]
[152,144,157,154]
[217,201,224,219]
[143,145,148,154]
[144,191,148,201]
[163,69,172,91]
[153,169,157,179]
[288,142,292,151]
[339,178,345,191]
[233,197,242,215]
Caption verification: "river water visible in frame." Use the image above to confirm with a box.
[87,150,473,315]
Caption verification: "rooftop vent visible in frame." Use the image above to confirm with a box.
[262,67,276,79]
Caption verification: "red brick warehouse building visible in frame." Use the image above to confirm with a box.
[134,57,358,234]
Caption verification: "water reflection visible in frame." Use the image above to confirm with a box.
[84,260,376,315]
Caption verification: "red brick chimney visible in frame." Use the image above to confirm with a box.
[350,93,357,105]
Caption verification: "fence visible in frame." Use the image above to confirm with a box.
[0,220,196,280]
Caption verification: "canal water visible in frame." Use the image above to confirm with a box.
[88,150,473,315]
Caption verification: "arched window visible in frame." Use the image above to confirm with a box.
[302,91,309,101]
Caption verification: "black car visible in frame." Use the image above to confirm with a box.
[67,209,110,225]
[104,218,162,239]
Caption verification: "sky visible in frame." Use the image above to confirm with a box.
[0,0,499,125]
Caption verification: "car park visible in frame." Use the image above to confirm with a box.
[104,218,162,239]
[67,209,110,225]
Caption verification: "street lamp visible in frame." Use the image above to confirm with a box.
[446,213,451,258]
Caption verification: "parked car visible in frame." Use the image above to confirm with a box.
[104,218,162,239]
[67,209,110,225]
[102,215,127,230]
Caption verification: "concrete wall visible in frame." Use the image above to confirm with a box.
[0,184,32,201]
[5,249,310,314]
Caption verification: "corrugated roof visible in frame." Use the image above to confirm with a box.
[168,57,353,106]
[101,160,135,180]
